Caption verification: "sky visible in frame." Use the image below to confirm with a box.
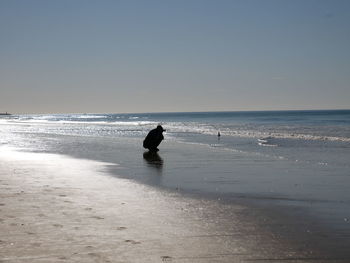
[1,0,350,114]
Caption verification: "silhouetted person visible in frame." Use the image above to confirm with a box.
[143,125,166,152]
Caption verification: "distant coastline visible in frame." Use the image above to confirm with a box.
[0,112,11,115]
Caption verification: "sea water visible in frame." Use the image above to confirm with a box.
[2,110,349,166]
[1,110,350,234]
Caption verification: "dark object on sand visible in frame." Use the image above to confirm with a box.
[143,125,166,152]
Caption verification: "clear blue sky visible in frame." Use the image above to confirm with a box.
[1,0,349,114]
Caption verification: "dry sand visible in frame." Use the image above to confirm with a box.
[0,147,346,262]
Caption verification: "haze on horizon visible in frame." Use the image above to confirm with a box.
[1,0,349,114]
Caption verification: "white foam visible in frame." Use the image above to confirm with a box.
[76,115,108,119]
[3,114,350,143]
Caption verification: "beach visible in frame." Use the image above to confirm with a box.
[0,146,349,262]
[0,147,286,262]
[2,0,350,260]
[1,111,350,262]
[1,147,255,263]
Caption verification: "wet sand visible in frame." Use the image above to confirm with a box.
[0,147,349,262]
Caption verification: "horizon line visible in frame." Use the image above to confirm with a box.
[8,108,350,116]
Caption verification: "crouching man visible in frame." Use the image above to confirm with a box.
[143,125,166,152]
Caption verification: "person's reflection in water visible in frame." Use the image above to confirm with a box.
[143,151,164,173]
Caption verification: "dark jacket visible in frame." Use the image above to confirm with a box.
[143,126,165,150]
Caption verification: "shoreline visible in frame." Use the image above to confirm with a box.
[1,147,349,262]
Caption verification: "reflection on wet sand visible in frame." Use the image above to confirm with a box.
[143,151,163,170]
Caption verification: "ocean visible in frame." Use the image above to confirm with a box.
[2,110,350,167]
[1,110,350,244]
